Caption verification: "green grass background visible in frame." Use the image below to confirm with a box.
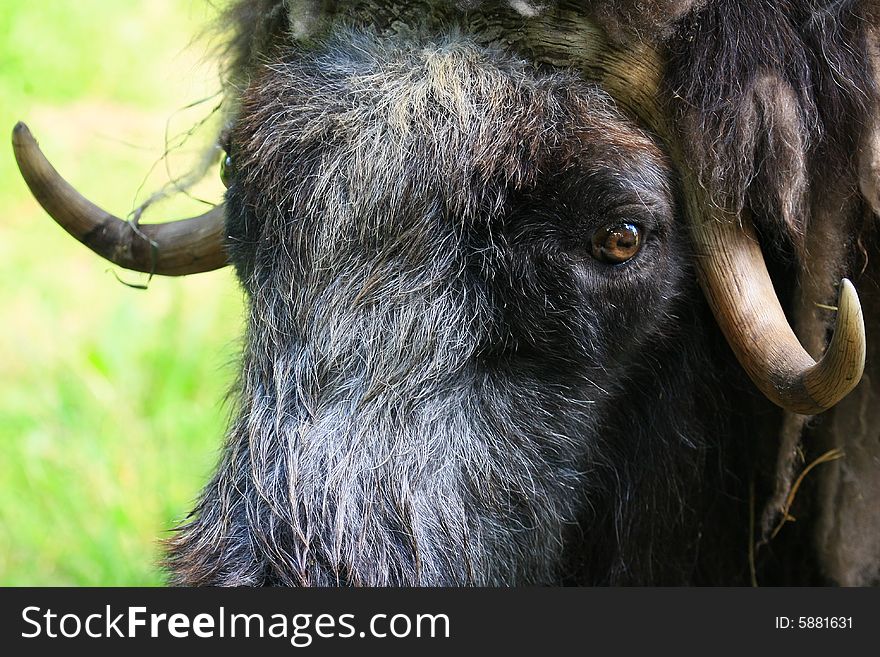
[0,0,244,585]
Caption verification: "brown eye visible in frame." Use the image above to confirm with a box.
[591,223,643,264]
[220,153,234,188]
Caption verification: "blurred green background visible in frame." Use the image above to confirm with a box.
[0,0,244,585]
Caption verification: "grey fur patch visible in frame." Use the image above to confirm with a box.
[166,25,706,586]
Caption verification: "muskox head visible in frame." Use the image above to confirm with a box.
[13,1,879,585]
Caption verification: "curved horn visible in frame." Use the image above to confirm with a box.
[692,212,866,415]
[12,122,228,276]
[574,35,866,415]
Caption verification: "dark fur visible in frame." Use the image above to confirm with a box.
[666,0,876,254]
[164,1,878,585]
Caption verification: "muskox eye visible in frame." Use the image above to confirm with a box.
[591,223,643,264]
[220,152,234,188]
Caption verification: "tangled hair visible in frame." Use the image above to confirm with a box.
[165,23,752,585]
[160,1,880,585]
[666,0,876,254]
[216,0,879,248]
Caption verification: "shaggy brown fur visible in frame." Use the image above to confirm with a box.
[161,0,880,585]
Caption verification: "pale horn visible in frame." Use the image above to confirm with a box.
[570,30,866,415]
[12,122,228,276]
[691,208,865,415]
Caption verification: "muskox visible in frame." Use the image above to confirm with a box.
[13,1,880,585]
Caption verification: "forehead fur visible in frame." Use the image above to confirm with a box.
[458,0,545,14]
[234,27,669,226]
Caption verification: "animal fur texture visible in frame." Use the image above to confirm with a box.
[165,1,880,585]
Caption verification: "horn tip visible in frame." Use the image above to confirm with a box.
[834,276,866,388]
[837,278,863,321]
[13,121,31,137]
[12,121,34,149]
